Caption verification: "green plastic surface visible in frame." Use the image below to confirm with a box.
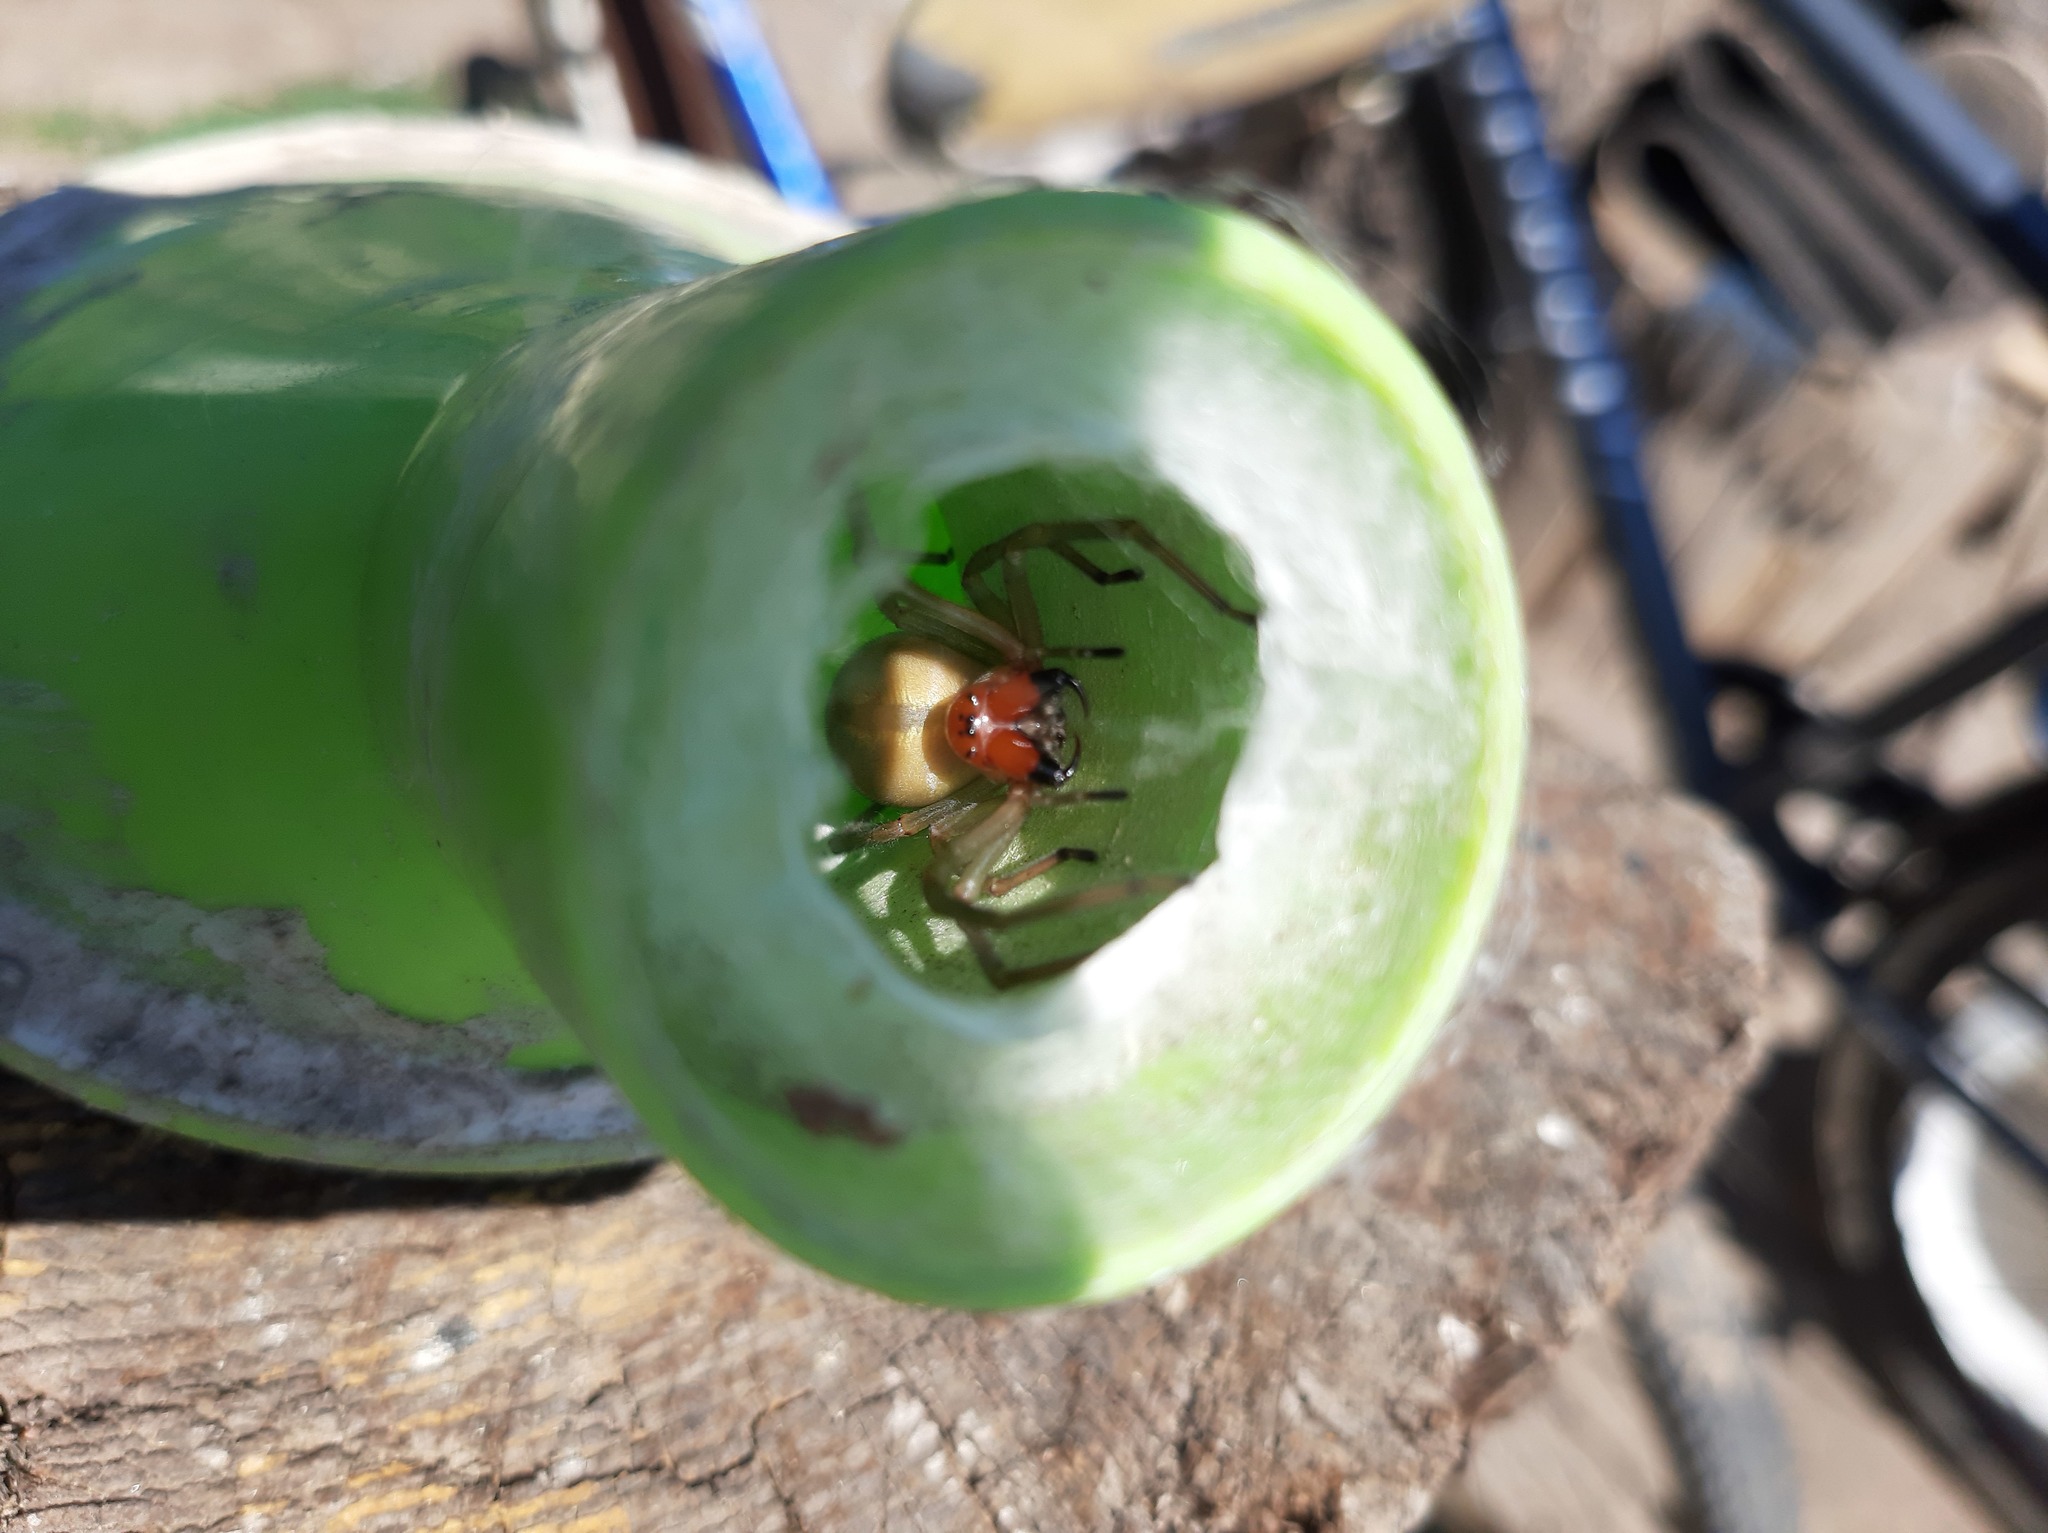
[0,185,722,1079]
[377,190,1526,1306]
[1,182,1522,1298]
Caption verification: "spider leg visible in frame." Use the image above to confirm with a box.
[1076,521,1260,625]
[975,790,1128,891]
[931,872,1191,934]
[961,519,1259,630]
[846,495,1002,660]
[954,535,1042,654]
[1047,540,1137,584]
[960,540,1010,623]
[960,929,1086,991]
[847,490,953,568]
[879,583,1023,666]
[1000,548,1045,654]
[922,786,1032,901]
[918,785,1189,989]
[925,790,1003,846]
[939,872,1194,991]
[826,782,997,854]
[985,847,1097,898]
[826,799,958,855]
[1034,787,1129,805]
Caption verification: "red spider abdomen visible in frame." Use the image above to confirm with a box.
[946,668,1058,784]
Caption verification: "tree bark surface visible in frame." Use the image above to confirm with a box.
[0,732,1770,1533]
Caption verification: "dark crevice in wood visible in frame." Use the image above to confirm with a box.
[20,1494,152,1513]
[487,1460,659,1506]
[676,1447,755,1491]
[466,1385,787,1508]
[0,1135,16,1515]
[1165,1315,1238,1523]
[880,1317,947,1371]
[0,1396,26,1517]
[892,1373,1005,1533]
[1276,1474,1346,1533]
[670,1390,808,1501]
[760,1451,806,1533]
[0,1128,12,1264]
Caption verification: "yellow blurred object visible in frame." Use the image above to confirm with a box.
[902,0,1464,144]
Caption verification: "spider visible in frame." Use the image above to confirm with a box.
[825,515,1258,990]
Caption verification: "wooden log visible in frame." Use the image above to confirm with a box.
[0,731,1768,1533]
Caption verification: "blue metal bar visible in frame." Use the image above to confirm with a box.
[1756,0,2048,301]
[1451,2,1726,797]
[685,0,840,215]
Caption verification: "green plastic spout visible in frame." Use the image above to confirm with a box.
[0,172,1522,1307]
